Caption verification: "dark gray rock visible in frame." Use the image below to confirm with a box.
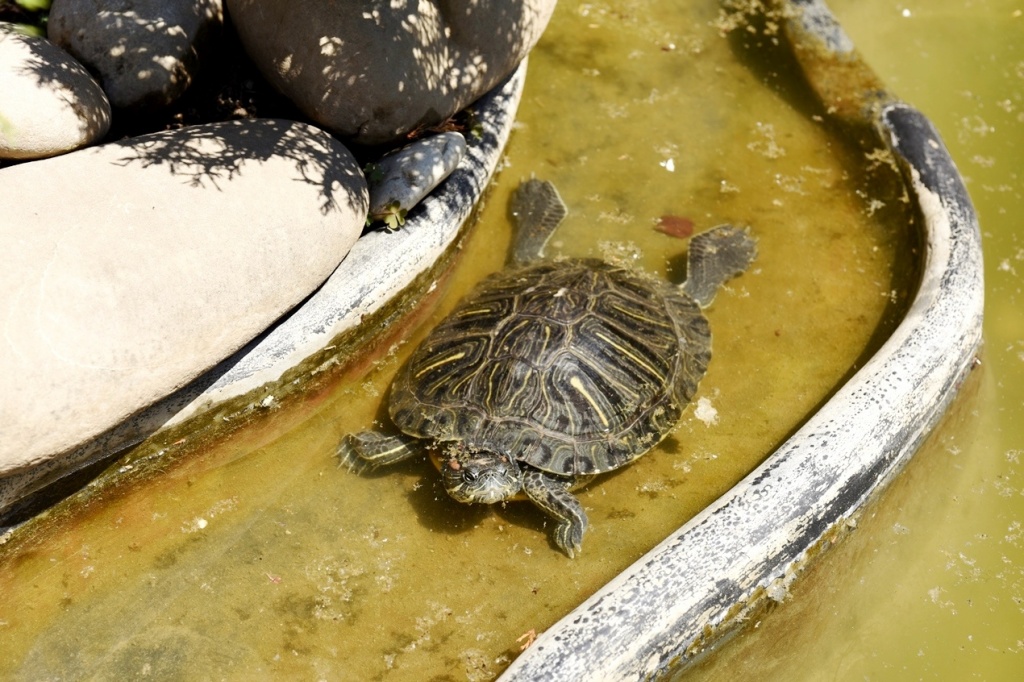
[47,0,223,109]
[228,0,555,145]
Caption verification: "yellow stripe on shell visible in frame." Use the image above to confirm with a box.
[592,330,663,380]
[569,375,610,428]
[413,350,467,378]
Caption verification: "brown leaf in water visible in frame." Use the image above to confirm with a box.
[654,215,694,238]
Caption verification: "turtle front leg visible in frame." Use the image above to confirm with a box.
[337,430,419,474]
[521,468,588,558]
[509,178,568,265]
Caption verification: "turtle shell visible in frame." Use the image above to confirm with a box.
[388,259,711,477]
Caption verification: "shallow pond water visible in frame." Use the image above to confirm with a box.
[0,1,931,679]
[687,0,1024,679]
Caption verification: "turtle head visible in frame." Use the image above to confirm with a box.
[440,442,522,505]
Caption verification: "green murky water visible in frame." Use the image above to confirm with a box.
[2,0,1015,679]
[687,0,1024,678]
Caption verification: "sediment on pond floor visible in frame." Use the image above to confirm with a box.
[0,1,924,679]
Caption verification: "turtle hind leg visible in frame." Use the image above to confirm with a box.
[508,178,568,265]
[682,224,757,308]
[337,430,419,474]
[521,468,588,558]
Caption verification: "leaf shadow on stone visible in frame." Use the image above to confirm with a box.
[110,118,368,216]
[252,0,542,145]
[7,27,112,143]
[46,0,223,110]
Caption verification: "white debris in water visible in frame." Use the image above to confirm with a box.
[765,581,788,603]
[747,122,786,159]
[180,498,237,533]
[1005,521,1022,545]
[461,648,496,682]
[597,240,643,267]
[774,172,808,195]
[927,586,956,612]
[693,397,719,427]
[602,102,629,119]
[182,517,208,533]
[596,209,634,225]
[660,158,675,172]
[308,555,368,622]
[865,198,887,216]
[958,114,996,142]
[636,479,671,495]
[672,460,693,474]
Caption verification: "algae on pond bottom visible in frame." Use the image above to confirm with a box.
[0,1,918,679]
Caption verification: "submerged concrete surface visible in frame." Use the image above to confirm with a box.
[499,2,984,679]
[0,61,526,523]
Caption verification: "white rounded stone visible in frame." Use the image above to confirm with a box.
[0,27,111,160]
[0,118,368,476]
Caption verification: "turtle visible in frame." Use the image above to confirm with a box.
[337,179,756,557]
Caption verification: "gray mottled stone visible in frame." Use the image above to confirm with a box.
[367,131,467,227]
[0,27,111,160]
[0,119,367,489]
[227,0,555,145]
[47,0,223,109]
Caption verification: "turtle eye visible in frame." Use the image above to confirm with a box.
[463,470,479,483]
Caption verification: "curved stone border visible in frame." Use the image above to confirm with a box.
[0,61,526,522]
[498,4,984,681]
